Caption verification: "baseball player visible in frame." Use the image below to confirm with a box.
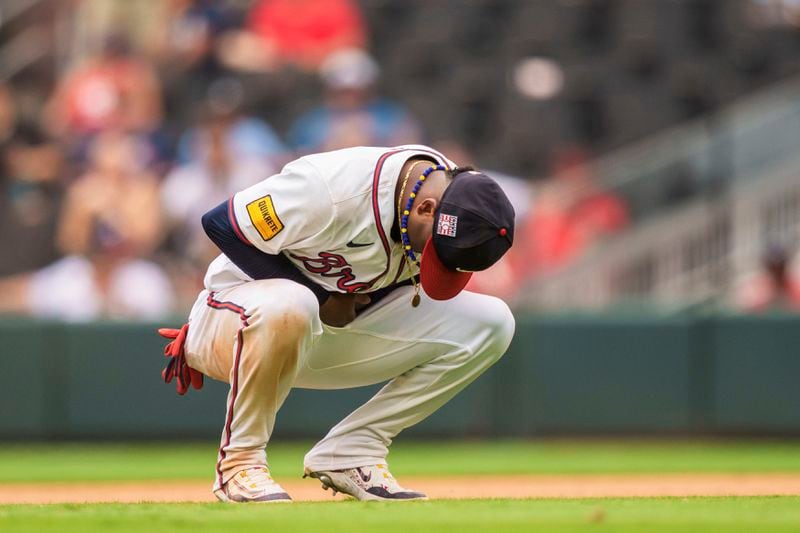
[159,145,516,502]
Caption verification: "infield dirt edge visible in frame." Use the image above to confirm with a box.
[3,473,800,504]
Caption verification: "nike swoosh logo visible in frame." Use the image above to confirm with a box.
[346,240,373,248]
[356,468,372,483]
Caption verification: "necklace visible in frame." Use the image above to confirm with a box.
[396,161,447,307]
[396,160,430,307]
[397,161,420,217]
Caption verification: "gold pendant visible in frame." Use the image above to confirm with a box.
[411,294,421,307]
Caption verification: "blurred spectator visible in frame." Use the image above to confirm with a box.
[58,132,162,258]
[551,146,628,240]
[0,85,66,276]
[175,80,288,165]
[0,254,174,322]
[734,243,800,312]
[159,0,232,74]
[289,48,422,153]
[218,0,366,72]
[68,0,171,62]
[520,180,588,275]
[163,107,277,265]
[155,0,237,119]
[520,147,628,276]
[5,132,174,321]
[747,0,800,28]
[45,35,163,141]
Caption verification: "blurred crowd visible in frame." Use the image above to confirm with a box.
[0,0,652,321]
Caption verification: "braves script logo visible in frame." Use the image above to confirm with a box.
[289,252,370,292]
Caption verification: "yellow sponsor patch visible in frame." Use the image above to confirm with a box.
[246,195,284,241]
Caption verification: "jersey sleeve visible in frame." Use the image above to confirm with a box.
[229,158,334,254]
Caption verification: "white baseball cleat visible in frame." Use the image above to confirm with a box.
[214,466,292,503]
[304,463,427,501]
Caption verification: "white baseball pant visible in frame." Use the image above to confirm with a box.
[183,278,515,491]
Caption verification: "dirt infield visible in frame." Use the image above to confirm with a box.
[3,473,800,504]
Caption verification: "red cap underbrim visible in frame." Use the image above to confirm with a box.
[419,237,472,301]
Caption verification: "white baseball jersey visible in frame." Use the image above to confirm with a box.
[203,145,455,294]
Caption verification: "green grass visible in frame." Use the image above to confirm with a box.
[3,440,800,531]
[2,498,800,532]
[2,439,800,483]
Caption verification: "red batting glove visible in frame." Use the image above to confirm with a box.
[159,324,203,395]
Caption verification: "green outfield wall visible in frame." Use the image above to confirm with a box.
[1,314,799,439]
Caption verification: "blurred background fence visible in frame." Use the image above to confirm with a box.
[3,313,800,439]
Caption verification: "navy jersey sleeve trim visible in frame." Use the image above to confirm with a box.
[226,196,252,246]
[201,200,331,305]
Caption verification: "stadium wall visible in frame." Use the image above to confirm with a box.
[2,315,799,439]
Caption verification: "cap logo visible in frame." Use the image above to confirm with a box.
[437,214,458,238]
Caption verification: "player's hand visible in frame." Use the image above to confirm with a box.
[319,293,371,328]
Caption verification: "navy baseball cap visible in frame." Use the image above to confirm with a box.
[420,170,515,300]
